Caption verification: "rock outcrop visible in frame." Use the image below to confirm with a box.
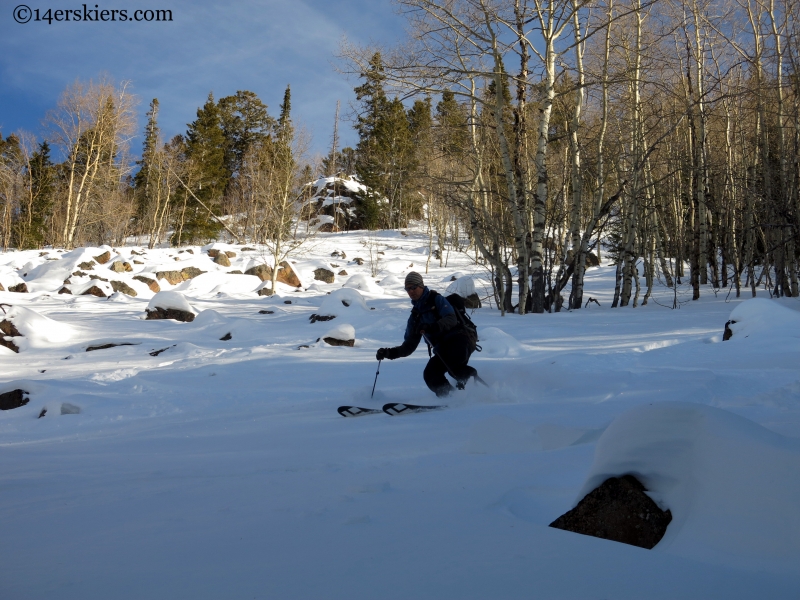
[0,389,29,410]
[313,268,335,284]
[549,475,672,550]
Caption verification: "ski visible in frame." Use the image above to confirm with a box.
[382,402,446,416]
[338,405,383,417]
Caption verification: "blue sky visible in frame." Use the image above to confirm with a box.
[0,0,405,158]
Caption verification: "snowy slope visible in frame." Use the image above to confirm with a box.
[1,230,799,599]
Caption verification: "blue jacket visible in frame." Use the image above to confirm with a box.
[391,287,458,358]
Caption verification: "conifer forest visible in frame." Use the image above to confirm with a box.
[2,0,800,313]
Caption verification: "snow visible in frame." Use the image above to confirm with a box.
[147,290,194,313]
[1,230,800,599]
[446,273,477,297]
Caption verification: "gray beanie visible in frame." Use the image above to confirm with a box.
[404,271,424,288]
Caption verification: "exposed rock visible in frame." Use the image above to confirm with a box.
[245,264,273,281]
[225,251,236,258]
[585,252,601,267]
[258,310,274,314]
[257,287,274,297]
[219,332,232,341]
[242,247,256,252]
[338,270,348,276]
[93,251,111,264]
[78,261,95,270]
[464,293,481,309]
[61,402,81,415]
[322,336,355,347]
[313,268,335,284]
[207,249,221,258]
[89,275,109,282]
[133,260,144,265]
[214,253,231,267]
[276,261,301,287]
[9,283,28,293]
[145,307,195,322]
[72,270,88,277]
[0,282,4,291]
[131,250,144,255]
[549,475,672,550]
[0,389,29,410]
[330,263,340,268]
[110,281,137,297]
[185,249,194,254]
[180,266,205,280]
[149,345,175,356]
[110,260,132,273]
[284,300,292,304]
[309,314,336,323]
[0,318,21,353]
[58,287,72,295]
[353,257,364,265]
[133,275,160,293]
[82,285,107,298]
[86,342,136,352]
[228,270,243,274]
[38,408,47,418]
[723,320,736,341]
[156,270,184,285]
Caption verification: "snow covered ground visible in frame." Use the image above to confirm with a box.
[1,230,799,599]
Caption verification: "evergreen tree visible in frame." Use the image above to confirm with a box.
[23,141,56,248]
[135,99,160,222]
[178,92,229,243]
[218,90,274,178]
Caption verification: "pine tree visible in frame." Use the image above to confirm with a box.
[218,90,274,178]
[23,141,56,248]
[135,99,160,222]
[178,92,229,243]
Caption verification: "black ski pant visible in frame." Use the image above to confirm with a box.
[423,332,476,398]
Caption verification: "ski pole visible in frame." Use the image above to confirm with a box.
[371,359,382,398]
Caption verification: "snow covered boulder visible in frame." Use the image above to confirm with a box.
[310,288,369,323]
[549,474,672,549]
[320,323,356,347]
[723,298,800,341]
[145,291,195,322]
[570,401,800,571]
[0,305,77,352]
[446,275,481,308]
[342,274,383,295]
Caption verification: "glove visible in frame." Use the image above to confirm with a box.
[376,348,388,361]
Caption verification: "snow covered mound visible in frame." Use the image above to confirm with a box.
[147,291,194,314]
[579,402,800,571]
[446,275,476,297]
[316,288,368,317]
[1,305,78,350]
[342,274,383,295]
[727,298,800,340]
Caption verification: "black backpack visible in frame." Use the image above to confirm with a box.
[428,290,481,352]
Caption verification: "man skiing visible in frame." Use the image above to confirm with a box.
[376,272,477,398]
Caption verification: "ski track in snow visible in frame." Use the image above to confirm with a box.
[1,231,799,599]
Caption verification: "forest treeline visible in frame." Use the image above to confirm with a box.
[1,0,799,313]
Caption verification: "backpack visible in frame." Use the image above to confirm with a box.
[428,290,481,353]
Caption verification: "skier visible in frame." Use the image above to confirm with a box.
[376,272,477,398]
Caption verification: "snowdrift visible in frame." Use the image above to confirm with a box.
[579,401,800,572]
